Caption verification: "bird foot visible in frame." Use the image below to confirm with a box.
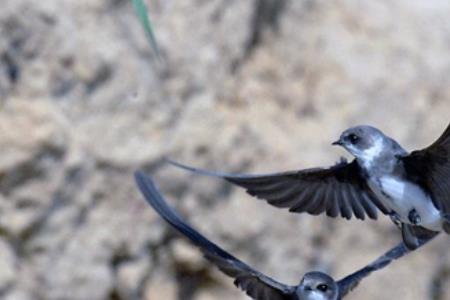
[389,212,402,228]
[441,213,450,234]
[408,209,421,225]
[401,224,420,250]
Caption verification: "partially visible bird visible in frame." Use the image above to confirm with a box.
[134,171,433,300]
[167,122,450,249]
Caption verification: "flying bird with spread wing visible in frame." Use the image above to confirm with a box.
[168,122,450,249]
[134,171,433,300]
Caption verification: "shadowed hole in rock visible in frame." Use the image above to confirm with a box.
[85,64,113,94]
[15,198,39,210]
[108,288,124,300]
[1,53,19,84]
[0,145,65,195]
[174,261,218,300]
[231,0,287,73]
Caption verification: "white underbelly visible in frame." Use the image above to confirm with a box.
[368,176,442,231]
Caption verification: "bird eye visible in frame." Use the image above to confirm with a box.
[317,284,328,292]
[347,134,359,144]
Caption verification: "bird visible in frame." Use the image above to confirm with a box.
[166,122,449,250]
[134,171,434,300]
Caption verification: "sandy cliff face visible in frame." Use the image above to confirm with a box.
[1,0,450,299]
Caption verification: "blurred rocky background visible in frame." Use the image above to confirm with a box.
[1,0,450,299]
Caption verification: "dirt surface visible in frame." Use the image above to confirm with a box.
[1,0,450,299]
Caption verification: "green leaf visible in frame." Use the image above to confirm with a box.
[132,0,161,59]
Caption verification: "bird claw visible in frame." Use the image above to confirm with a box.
[389,212,402,228]
[441,213,450,234]
[401,223,420,250]
[441,213,450,222]
[408,209,421,225]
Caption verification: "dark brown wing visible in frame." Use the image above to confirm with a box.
[134,172,297,300]
[168,159,389,220]
[401,122,450,213]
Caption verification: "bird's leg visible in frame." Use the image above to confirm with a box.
[408,209,421,225]
[441,213,450,234]
[401,223,420,250]
[389,212,402,228]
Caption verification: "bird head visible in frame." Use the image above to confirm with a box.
[297,271,339,300]
[332,125,390,169]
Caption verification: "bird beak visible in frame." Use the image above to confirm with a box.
[332,140,343,146]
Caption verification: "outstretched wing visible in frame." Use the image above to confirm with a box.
[167,159,389,220]
[134,171,297,300]
[401,122,450,213]
[337,235,436,297]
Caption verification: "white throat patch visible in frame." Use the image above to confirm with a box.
[306,291,330,300]
[359,137,384,169]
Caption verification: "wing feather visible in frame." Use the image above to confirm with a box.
[360,193,378,219]
[401,122,450,213]
[134,172,296,300]
[337,185,353,220]
[326,182,341,218]
[168,159,388,220]
[348,185,366,220]
[303,185,326,215]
